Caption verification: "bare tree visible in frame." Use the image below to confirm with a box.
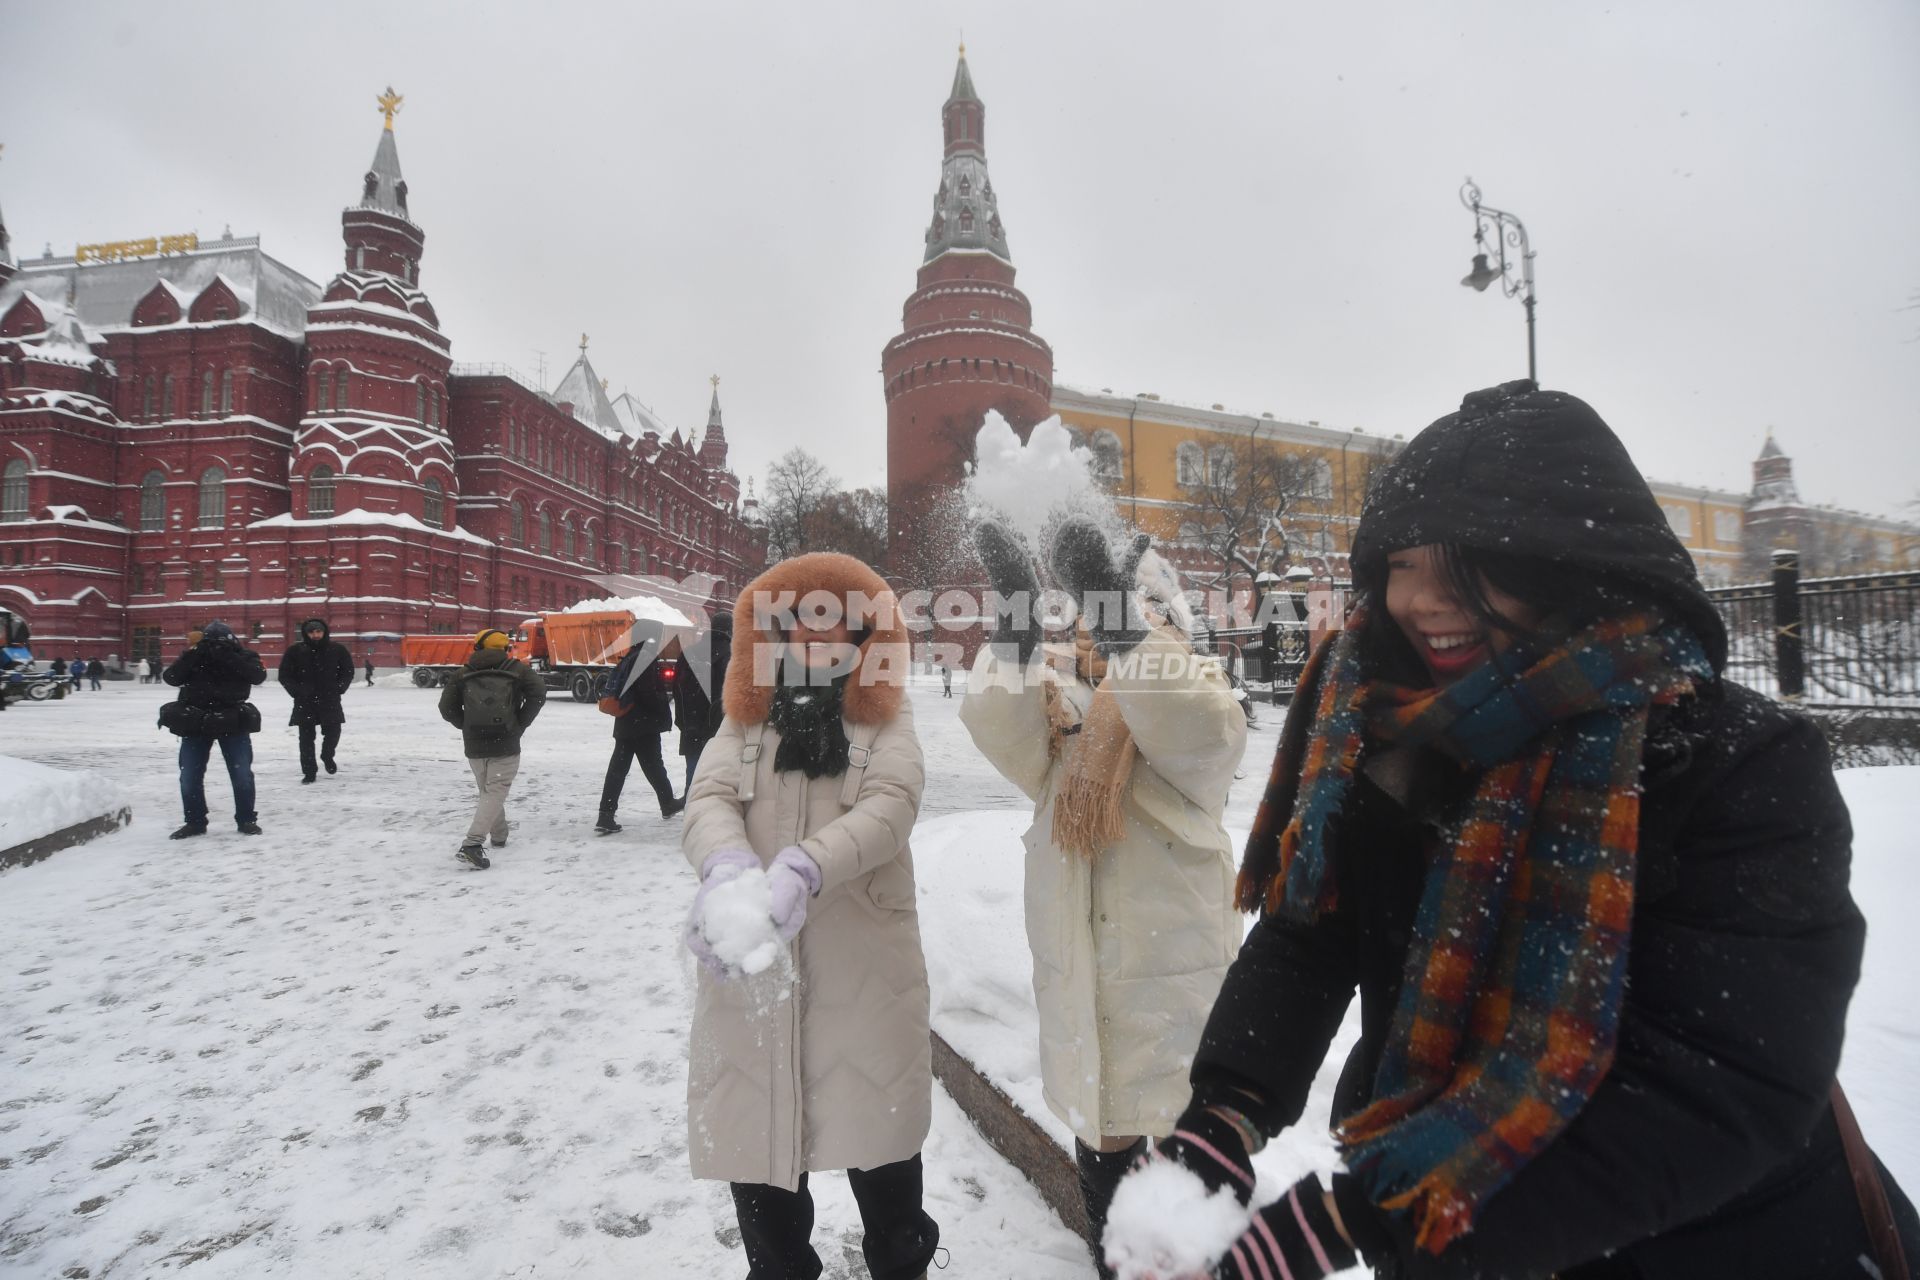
[807,486,890,566]
[762,448,839,562]
[1173,435,1318,593]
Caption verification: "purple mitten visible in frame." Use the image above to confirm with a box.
[684,848,761,975]
[766,845,823,942]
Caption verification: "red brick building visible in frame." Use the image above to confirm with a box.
[882,48,1054,580]
[0,103,764,665]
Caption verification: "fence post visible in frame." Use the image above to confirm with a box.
[1771,549,1804,700]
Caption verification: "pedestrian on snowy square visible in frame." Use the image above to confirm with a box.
[160,620,267,838]
[67,657,84,690]
[437,628,546,869]
[49,656,67,680]
[277,618,356,784]
[593,624,682,835]
[681,552,941,1280]
[671,609,732,793]
[88,660,103,691]
[144,655,159,684]
[1104,381,1919,1280]
[363,655,375,687]
[960,516,1249,1278]
[939,663,952,698]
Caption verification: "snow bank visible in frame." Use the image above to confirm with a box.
[0,754,131,853]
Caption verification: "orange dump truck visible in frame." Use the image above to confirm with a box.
[401,610,657,701]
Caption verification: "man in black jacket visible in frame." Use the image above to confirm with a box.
[671,610,732,792]
[277,617,355,783]
[595,628,682,835]
[162,620,267,839]
[438,629,547,869]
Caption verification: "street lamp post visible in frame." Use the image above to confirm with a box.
[1459,176,1538,383]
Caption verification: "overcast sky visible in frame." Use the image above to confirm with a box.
[4,1,1916,516]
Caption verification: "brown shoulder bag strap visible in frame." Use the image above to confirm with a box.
[1831,1082,1910,1280]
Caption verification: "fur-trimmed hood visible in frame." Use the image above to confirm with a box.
[725,552,910,727]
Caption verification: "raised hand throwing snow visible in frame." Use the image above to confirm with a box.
[972,519,1045,662]
[1048,516,1153,653]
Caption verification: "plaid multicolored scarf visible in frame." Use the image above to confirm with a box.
[1236,605,1713,1254]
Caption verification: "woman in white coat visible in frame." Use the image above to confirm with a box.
[682,552,939,1280]
[960,517,1249,1275]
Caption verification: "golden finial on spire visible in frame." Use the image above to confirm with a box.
[579,332,590,353]
[710,373,720,390]
[600,377,609,392]
[377,87,404,131]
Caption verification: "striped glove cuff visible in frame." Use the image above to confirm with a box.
[1148,1104,1259,1207]
[1215,1175,1359,1280]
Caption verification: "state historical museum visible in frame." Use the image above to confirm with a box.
[0,92,765,665]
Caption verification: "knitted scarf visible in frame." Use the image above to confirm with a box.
[1045,624,1138,860]
[1236,605,1712,1254]
[768,672,851,778]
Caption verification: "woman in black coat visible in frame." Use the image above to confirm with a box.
[277,617,355,783]
[1107,382,1916,1280]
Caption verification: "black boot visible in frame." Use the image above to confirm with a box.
[1076,1138,1145,1280]
[594,811,621,835]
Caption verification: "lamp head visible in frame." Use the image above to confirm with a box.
[1461,252,1501,292]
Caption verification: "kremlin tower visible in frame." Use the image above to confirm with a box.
[882,48,1053,579]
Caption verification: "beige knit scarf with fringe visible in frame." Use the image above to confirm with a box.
[1046,624,1140,860]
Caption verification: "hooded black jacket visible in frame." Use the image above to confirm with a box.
[605,642,674,742]
[1193,383,1915,1279]
[277,618,355,726]
[164,637,267,711]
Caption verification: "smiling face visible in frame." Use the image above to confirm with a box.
[1383,544,1541,685]
[786,614,855,672]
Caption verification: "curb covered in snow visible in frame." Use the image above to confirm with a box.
[0,806,132,872]
[931,1030,1092,1244]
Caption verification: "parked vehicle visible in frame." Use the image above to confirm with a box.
[402,601,698,702]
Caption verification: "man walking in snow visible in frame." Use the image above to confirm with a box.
[363,655,375,687]
[161,621,267,838]
[594,624,682,834]
[438,628,546,869]
[277,618,356,784]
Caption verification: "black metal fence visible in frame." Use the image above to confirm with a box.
[1708,552,1920,706]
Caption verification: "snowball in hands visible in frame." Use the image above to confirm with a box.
[1103,1160,1252,1280]
[699,867,785,976]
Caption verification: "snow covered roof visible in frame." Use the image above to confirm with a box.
[357,126,413,223]
[611,390,672,440]
[551,352,624,438]
[250,507,493,546]
[0,236,322,340]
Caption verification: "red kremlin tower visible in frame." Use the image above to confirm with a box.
[882,47,1053,579]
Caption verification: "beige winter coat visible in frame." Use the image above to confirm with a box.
[681,553,931,1192]
[961,628,1248,1144]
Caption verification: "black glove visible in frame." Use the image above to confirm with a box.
[1212,1175,1358,1279]
[972,520,1044,662]
[1048,516,1152,653]
[1147,1100,1259,1208]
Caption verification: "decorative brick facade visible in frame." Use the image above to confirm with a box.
[0,105,764,664]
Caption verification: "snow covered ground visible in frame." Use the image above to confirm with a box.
[2,680,1914,1278]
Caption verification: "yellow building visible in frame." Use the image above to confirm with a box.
[1050,386,1917,591]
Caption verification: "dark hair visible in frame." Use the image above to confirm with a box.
[1352,542,1662,683]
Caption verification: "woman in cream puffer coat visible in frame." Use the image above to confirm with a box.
[960,517,1249,1274]
[682,551,939,1280]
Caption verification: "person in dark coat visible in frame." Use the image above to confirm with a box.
[277,617,355,783]
[162,620,267,839]
[437,628,547,869]
[1105,382,1917,1280]
[364,655,375,687]
[595,631,682,834]
[49,656,67,678]
[88,660,104,691]
[672,611,732,791]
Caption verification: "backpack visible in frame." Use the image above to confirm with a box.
[463,666,521,742]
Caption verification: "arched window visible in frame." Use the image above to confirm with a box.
[423,479,445,528]
[220,369,234,415]
[2,458,29,522]
[510,500,526,546]
[561,516,576,560]
[1309,457,1334,501]
[1206,445,1234,488]
[197,466,226,528]
[539,509,552,553]
[162,372,175,419]
[1176,441,1204,487]
[317,368,333,412]
[139,469,167,531]
[416,381,427,424]
[308,465,336,517]
[201,370,215,417]
[335,368,350,411]
[142,375,155,421]
[1091,429,1124,482]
